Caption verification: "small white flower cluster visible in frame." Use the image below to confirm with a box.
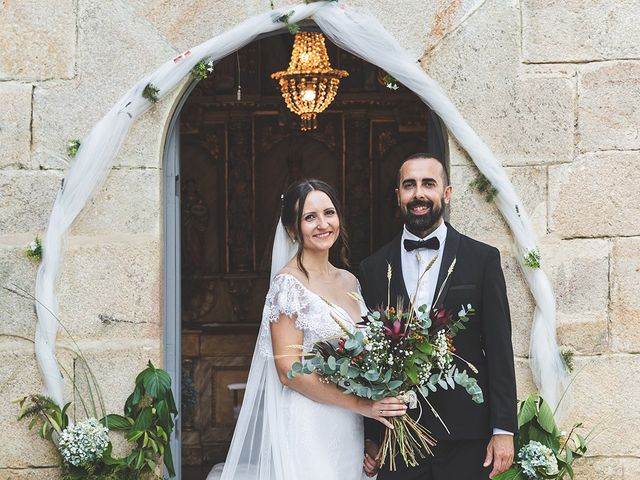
[416,361,433,385]
[58,418,110,467]
[432,331,453,371]
[28,240,38,252]
[518,440,559,479]
[205,58,215,74]
[364,324,391,366]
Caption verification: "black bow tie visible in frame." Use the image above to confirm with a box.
[403,237,440,252]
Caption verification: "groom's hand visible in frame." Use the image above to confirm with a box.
[363,439,380,477]
[484,434,514,478]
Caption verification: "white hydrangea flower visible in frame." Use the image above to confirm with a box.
[518,440,559,479]
[58,418,110,467]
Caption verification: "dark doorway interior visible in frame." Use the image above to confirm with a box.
[178,32,447,479]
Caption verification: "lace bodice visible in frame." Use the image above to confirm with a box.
[259,273,365,354]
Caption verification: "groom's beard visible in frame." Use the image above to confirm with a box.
[402,198,444,235]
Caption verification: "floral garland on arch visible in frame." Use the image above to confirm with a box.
[32,0,569,423]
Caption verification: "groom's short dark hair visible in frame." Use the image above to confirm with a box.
[397,152,449,186]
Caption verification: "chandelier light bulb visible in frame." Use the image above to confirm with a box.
[302,88,316,101]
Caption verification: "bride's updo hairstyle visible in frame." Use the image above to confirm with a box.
[281,179,350,277]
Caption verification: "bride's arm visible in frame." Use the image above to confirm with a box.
[271,314,406,428]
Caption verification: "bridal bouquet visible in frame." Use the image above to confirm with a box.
[288,260,484,470]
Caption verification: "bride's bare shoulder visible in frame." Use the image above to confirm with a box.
[275,265,307,285]
[335,268,359,290]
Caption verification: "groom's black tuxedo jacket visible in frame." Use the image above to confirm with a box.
[358,223,517,441]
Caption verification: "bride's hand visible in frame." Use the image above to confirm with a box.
[357,397,407,429]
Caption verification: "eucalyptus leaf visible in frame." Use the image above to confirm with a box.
[327,356,337,370]
[387,380,403,390]
[364,370,380,382]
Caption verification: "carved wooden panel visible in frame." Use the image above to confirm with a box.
[226,117,254,272]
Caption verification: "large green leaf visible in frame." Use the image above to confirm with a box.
[101,414,132,431]
[142,367,171,398]
[133,406,153,432]
[518,395,538,429]
[405,365,418,385]
[164,437,176,477]
[493,467,525,480]
[528,424,553,448]
[537,398,557,434]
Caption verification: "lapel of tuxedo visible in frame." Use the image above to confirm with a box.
[432,222,461,308]
[388,232,410,306]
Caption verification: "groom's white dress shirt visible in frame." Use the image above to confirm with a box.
[401,222,447,312]
[400,221,512,437]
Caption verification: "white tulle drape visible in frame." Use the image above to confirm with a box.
[270,218,298,282]
[35,2,568,418]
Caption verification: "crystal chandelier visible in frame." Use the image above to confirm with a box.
[272,32,348,131]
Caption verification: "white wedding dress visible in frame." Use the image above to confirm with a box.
[209,272,368,480]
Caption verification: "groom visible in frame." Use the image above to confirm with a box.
[358,153,517,479]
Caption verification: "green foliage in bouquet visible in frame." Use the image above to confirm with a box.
[25,236,43,262]
[142,83,160,104]
[495,395,589,480]
[67,139,81,158]
[274,10,300,34]
[288,303,482,403]
[16,394,70,440]
[16,362,177,479]
[192,58,214,81]
[470,173,498,202]
[101,361,178,478]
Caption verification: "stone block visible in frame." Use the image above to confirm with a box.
[572,457,640,480]
[542,239,610,354]
[31,0,177,170]
[0,468,60,479]
[578,61,640,152]
[0,170,63,235]
[0,83,33,169]
[563,354,640,456]
[549,152,640,238]
[0,349,63,468]
[450,165,547,244]
[57,239,162,342]
[522,0,640,63]
[133,0,475,58]
[0,246,39,342]
[70,169,161,236]
[0,0,75,80]
[514,357,538,401]
[425,0,575,166]
[502,253,535,358]
[610,237,640,353]
[32,81,178,170]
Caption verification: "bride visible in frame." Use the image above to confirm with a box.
[211,179,407,480]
